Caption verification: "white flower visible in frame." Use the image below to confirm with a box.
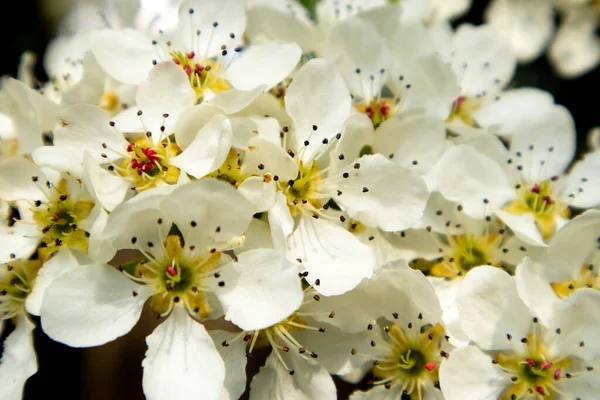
[238,58,429,295]
[39,179,303,399]
[431,105,597,246]
[89,0,301,111]
[440,266,600,399]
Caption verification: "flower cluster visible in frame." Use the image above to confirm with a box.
[1,0,599,399]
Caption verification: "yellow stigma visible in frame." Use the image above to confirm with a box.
[280,160,323,217]
[99,91,122,115]
[134,235,221,318]
[32,179,94,260]
[120,137,180,192]
[551,264,599,299]
[170,51,230,100]
[495,332,571,399]
[373,323,445,395]
[0,259,42,321]
[503,180,570,239]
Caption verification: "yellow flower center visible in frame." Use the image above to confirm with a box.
[495,333,572,399]
[279,159,323,217]
[170,51,230,100]
[98,91,122,115]
[118,137,180,191]
[31,179,94,260]
[355,98,394,128]
[0,259,41,321]
[447,96,481,127]
[551,264,599,299]
[132,235,221,318]
[372,323,445,394]
[503,180,570,239]
[206,148,248,187]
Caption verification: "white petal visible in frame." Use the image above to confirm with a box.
[374,112,447,174]
[173,104,224,149]
[332,114,374,171]
[91,28,155,84]
[239,218,274,252]
[549,7,600,78]
[241,136,298,182]
[32,146,83,177]
[548,209,600,274]
[436,145,514,218]
[171,115,233,178]
[82,151,129,212]
[285,59,351,161]
[142,306,225,400]
[0,221,40,264]
[208,86,266,114]
[305,263,441,334]
[179,0,246,59]
[550,289,600,360]
[430,278,471,346]
[563,152,600,208]
[250,352,336,400]
[514,258,559,327]
[0,157,48,202]
[439,345,510,400]
[510,105,575,181]
[40,263,152,347]
[227,41,301,91]
[0,315,37,399]
[246,5,315,52]
[216,249,303,330]
[457,266,532,351]
[26,248,87,316]
[289,216,374,296]
[333,154,429,231]
[485,0,554,62]
[473,88,555,136]
[237,176,276,213]
[163,179,254,251]
[268,192,295,253]
[430,0,471,21]
[496,210,547,247]
[54,104,129,163]
[137,61,196,109]
[209,330,247,400]
[451,24,516,96]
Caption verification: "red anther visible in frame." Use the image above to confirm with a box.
[531,184,541,194]
[424,362,437,371]
[541,361,553,369]
[365,106,373,119]
[142,163,154,172]
[143,148,157,158]
[380,103,390,117]
[535,386,546,396]
[526,358,535,367]
[551,175,559,181]
[127,143,134,152]
[553,368,562,381]
[183,65,192,75]
[453,96,467,110]
[131,159,139,169]
[137,169,143,175]
[187,51,195,59]
[166,265,177,276]
[195,64,204,72]
[172,58,180,65]
[543,196,554,205]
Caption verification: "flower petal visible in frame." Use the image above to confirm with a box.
[268,192,295,253]
[0,315,37,399]
[170,115,233,178]
[40,263,152,347]
[136,61,197,110]
[457,266,532,351]
[82,151,129,212]
[241,136,298,182]
[0,221,40,264]
[208,330,247,400]
[289,215,374,296]
[227,41,301,91]
[216,249,303,331]
[0,157,48,202]
[237,176,276,213]
[142,306,225,400]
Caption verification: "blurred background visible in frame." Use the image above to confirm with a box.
[0,0,598,399]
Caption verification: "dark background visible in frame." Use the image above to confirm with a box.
[1,0,598,399]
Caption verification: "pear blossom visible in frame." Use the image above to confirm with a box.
[237,58,429,295]
[440,266,600,399]
[39,179,303,399]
